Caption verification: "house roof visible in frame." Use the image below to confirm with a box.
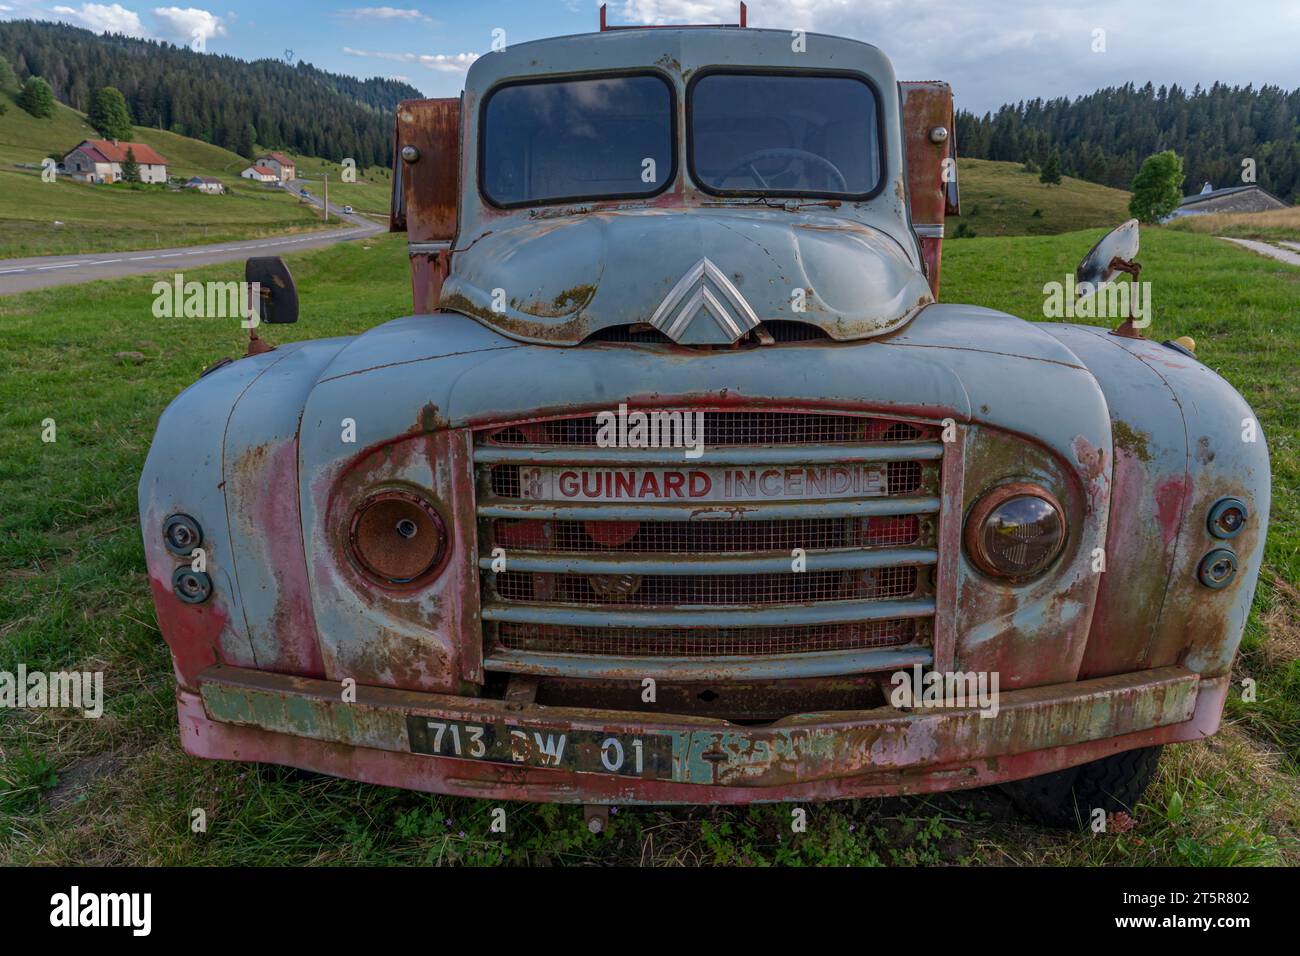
[1179,184,1286,207]
[75,139,168,166]
[260,151,295,166]
[74,144,111,163]
[187,176,222,184]
[246,165,277,176]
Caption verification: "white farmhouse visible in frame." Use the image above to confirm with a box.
[257,151,297,182]
[240,164,278,183]
[63,139,168,183]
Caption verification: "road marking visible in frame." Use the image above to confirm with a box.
[128,255,157,261]
[38,263,80,270]
[93,258,122,264]
[0,268,26,274]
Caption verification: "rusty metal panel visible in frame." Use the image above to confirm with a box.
[899,81,952,227]
[394,97,461,243]
[138,352,286,686]
[900,81,954,296]
[1042,326,1271,680]
[222,339,353,678]
[194,662,1199,789]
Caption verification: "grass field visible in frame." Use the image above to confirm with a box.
[1167,206,1300,243]
[1,225,1297,866]
[0,95,333,257]
[954,158,1133,237]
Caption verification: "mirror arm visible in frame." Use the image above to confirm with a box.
[1107,256,1145,339]
[245,327,276,357]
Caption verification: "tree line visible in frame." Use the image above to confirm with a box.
[955,81,1300,203]
[0,19,423,167]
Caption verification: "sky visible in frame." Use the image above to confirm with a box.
[2,0,1299,114]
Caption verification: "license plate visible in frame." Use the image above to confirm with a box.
[516,464,886,502]
[406,716,675,779]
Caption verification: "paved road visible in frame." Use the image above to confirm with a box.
[1218,236,1300,267]
[0,182,384,295]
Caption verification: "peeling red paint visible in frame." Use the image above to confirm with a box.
[254,439,326,677]
[1155,476,1191,548]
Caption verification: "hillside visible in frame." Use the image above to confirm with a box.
[0,19,420,167]
[956,82,1300,204]
[953,158,1133,237]
[0,94,330,257]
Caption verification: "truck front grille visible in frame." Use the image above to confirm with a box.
[473,409,945,680]
[495,619,921,658]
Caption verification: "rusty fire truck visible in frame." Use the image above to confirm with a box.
[140,10,1269,827]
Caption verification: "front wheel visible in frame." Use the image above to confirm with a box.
[1003,745,1163,829]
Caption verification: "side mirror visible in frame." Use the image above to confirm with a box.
[245,256,298,324]
[1076,219,1139,295]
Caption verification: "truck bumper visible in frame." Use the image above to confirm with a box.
[180,664,1227,804]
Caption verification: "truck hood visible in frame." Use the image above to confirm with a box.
[439,208,934,346]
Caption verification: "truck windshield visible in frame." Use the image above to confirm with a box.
[690,73,881,198]
[481,74,675,206]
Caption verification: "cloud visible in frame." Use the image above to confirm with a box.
[343,47,480,74]
[335,6,429,21]
[49,3,148,36]
[614,0,1300,115]
[151,6,225,46]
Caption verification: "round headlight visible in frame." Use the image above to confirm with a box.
[965,485,1066,580]
[349,492,447,585]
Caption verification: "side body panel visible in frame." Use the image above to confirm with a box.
[1043,325,1270,679]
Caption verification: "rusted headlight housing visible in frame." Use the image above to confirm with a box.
[348,491,448,585]
[965,484,1066,580]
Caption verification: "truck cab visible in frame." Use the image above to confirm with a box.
[141,21,1269,826]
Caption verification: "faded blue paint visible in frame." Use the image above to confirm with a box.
[449,29,926,344]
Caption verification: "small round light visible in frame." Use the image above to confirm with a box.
[966,485,1066,580]
[1198,549,1238,589]
[1207,497,1248,539]
[349,492,447,585]
[163,513,203,556]
[172,566,212,604]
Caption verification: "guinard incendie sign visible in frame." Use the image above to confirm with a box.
[518,465,888,501]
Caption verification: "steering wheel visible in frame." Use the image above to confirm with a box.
[719,147,849,193]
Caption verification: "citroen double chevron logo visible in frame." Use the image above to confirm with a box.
[648,257,760,345]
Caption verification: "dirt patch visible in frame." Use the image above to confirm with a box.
[44,750,125,810]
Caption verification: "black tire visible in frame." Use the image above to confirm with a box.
[1003,745,1163,829]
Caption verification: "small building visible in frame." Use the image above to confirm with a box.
[63,139,168,184]
[240,164,279,183]
[257,151,296,182]
[1169,183,1290,218]
[184,176,225,194]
